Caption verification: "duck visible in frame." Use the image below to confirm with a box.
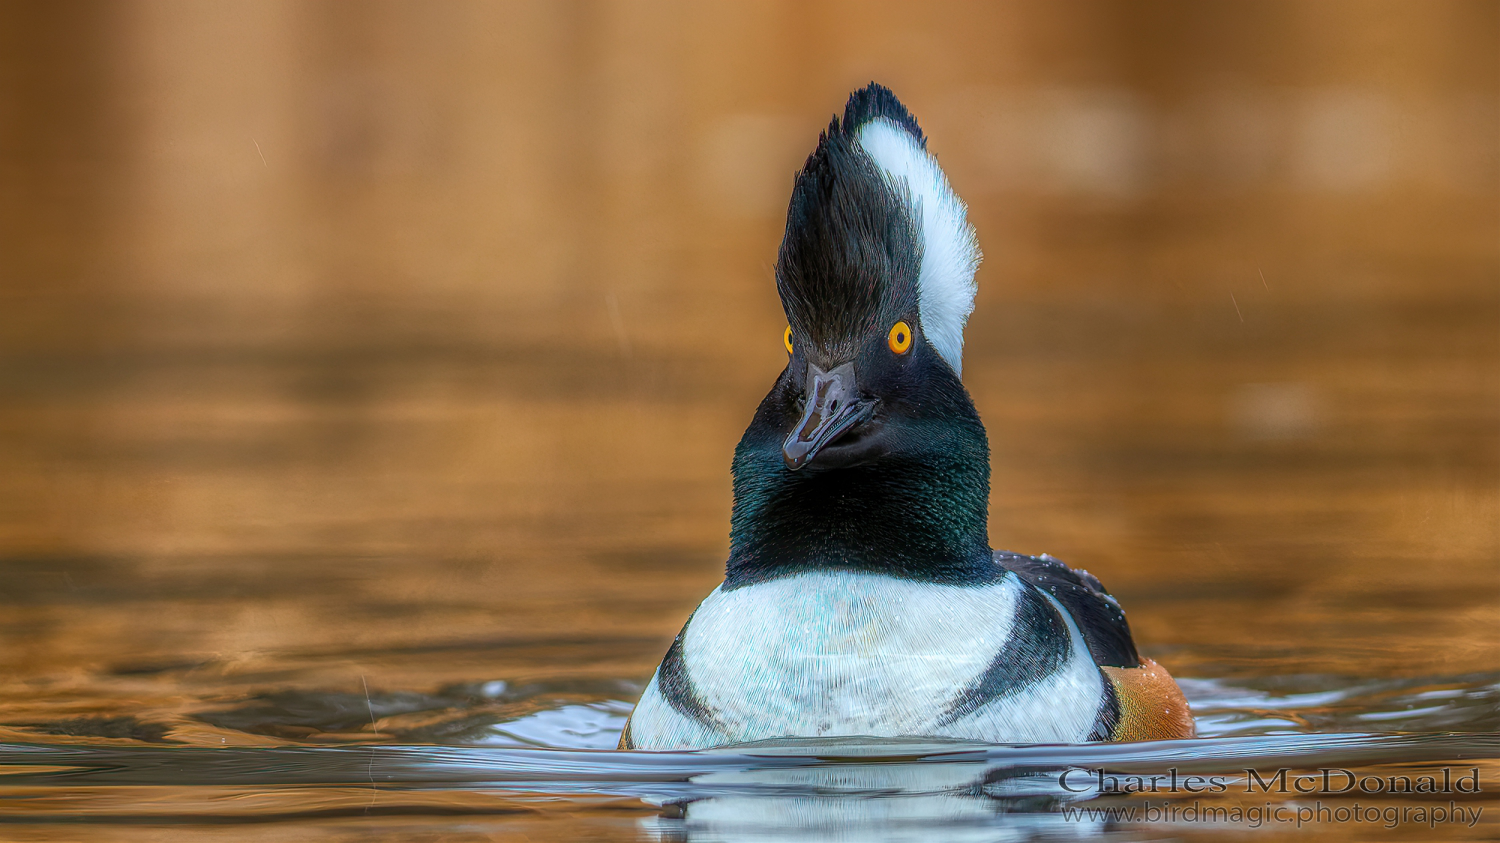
[621,83,1193,750]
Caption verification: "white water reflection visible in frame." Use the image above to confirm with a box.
[476,700,632,749]
[8,734,1494,841]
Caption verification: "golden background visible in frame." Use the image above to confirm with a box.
[1,2,1495,696]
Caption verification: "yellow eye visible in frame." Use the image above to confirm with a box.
[784,325,794,355]
[888,321,912,354]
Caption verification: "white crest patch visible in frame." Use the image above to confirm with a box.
[855,118,981,377]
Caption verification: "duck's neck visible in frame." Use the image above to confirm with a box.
[724,373,994,589]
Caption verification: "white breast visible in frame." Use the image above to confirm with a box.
[626,570,1106,748]
[687,572,1019,738]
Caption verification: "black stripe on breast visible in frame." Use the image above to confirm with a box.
[656,623,725,730]
[938,585,1072,724]
[1086,671,1120,741]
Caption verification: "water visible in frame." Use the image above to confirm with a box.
[1,692,1498,840]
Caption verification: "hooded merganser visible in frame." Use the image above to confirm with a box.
[621,84,1193,749]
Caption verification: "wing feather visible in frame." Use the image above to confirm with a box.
[993,551,1141,669]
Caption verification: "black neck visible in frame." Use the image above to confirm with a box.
[724,362,994,588]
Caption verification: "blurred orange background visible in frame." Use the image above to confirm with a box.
[0,2,1495,689]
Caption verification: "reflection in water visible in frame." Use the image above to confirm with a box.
[646,742,1102,841]
[1,732,1495,841]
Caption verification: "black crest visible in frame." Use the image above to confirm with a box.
[776,84,925,363]
[841,82,925,147]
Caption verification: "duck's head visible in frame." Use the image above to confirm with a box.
[775,83,981,471]
[728,84,992,584]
